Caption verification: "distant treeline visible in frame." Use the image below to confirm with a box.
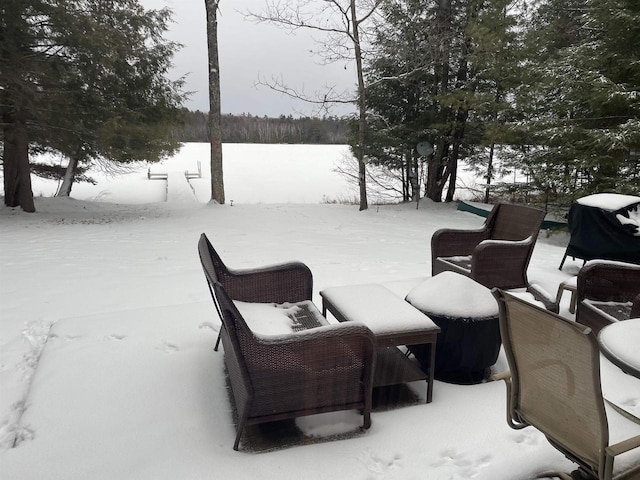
[170,109,350,144]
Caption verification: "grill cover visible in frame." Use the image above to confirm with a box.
[565,194,640,264]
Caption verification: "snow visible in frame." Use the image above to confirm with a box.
[599,319,640,372]
[405,272,499,319]
[576,193,640,211]
[320,284,438,334]
[617,207,640,236]
[235,300,326,336]
[1,143,639,479]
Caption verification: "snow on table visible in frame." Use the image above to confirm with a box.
[319,284,437,335]
[598,318,640,376]
[406,271,499,319]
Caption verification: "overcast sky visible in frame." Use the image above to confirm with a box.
[139,0,357,118]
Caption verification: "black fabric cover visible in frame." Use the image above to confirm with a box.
[410,313,501,385]
[566,201,640,264]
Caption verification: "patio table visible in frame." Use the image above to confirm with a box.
[405,272,501,385]
[320,284,440,403]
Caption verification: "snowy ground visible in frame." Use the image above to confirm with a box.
[1,143,638,479]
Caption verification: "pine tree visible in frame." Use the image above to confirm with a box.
[510,0,640,200]
[1,0,185,210]
[363,0,523,202]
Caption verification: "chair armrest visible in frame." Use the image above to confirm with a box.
[526,283,560,313]
[473,238,533,265]
[246,323,377,388]
[223,261,313,304]
[606,434,640,457]
[254,322,376,351]
[632,294,640,318]
[489,370,529,430]
[576,300,617,334]
[577,262,640,305]
[470,238,534,289]
[431,227,490,259]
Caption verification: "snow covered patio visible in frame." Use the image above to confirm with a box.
[1,193,638,478]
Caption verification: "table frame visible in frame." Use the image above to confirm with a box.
[320,290,439,403]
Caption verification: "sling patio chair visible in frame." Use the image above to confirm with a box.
[492,289,640,480]
[431,203,546,289]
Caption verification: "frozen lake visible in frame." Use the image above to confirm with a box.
[31,142,492,205]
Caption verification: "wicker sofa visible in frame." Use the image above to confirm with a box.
[431,203,546,289]
[198,234,376,450]
[576,261,640,334]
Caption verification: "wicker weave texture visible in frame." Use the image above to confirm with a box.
[432,203,546,289]
[214,281,376,449]
[198,233,376,450]
[576,262,640,334]
[199,233,313,304]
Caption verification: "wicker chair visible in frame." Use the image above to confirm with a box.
[198,233,314,350]
[210,280,376,451]
[576,261,640,334]
[431,203,546,289]
[492,289,640,480]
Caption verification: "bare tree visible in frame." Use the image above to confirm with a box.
[247,0,384,211]
[205,0,225,204]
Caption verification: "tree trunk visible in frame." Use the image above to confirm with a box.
[444,105,468,202]
[351,0,368,211]
[426,141,448,202]
[57,156,80,197]
[205,0,225,204]
[2,109,35,212]
[484,143,495,204]
[444,147,458,202]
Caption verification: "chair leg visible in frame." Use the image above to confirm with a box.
[214,332,222,352]
[233,416,248,451]
[559,252,568,270]
[363,410,371,429]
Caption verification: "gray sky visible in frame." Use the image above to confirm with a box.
[139,0,357,117]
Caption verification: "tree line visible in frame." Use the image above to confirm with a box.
[3,0,639,212]
[170,110,349,144]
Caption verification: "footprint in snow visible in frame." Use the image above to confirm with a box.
[431,449,492,479]
[157,341,179,353]
[513,429,541,446]
[358,448,403,475]
[199,322,219,333]
[13,425,35,447]
[48,333,82,342]
[105,334,126,341]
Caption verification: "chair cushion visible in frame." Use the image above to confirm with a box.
[234,300,327,336]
